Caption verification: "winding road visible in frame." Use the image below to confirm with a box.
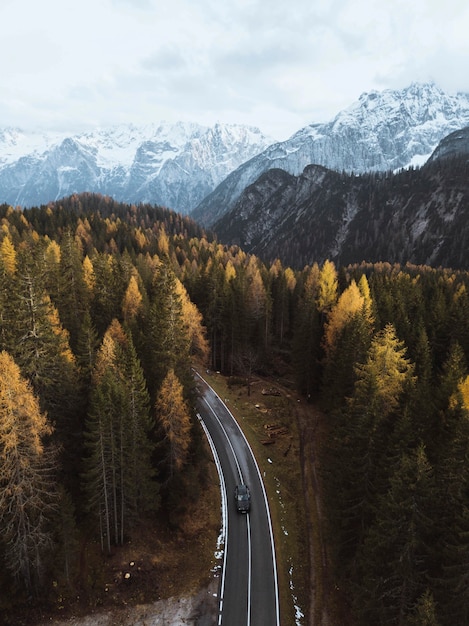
[195,371,280,626]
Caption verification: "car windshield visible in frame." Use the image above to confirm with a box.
[237,487,249,500]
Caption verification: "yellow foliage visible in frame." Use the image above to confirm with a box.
[284,267,297,292]
[316,260,338,312]
[107,318,128,348]
[324,281,365,355]
[82,255,95,292]
[225,259,236,282]
[0,236,17,275]
[47,300,76,364]
[0,351,52,456]
[122,275,143,322]
[456,376,469,412]
[158,227,170,256]
[175,278,210,363]
[45,240,61,266]
[155,368,191,473]
[134,228,148,250]
[93,331,117,384]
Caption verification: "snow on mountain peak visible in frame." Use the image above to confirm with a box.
[0,121,274,211]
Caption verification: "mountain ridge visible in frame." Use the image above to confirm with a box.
[192,82,469,226]
[212,131,469,270]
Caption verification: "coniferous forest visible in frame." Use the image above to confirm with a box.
[1,193,469,624]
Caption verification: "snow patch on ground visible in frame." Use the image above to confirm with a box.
[39,581,219,626]
[273,475,304,625]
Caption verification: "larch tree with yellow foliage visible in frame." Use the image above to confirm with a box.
[316,259,338,314]
[175,277,209,364]
[0,351,57,594]
[155,368,192,478]
[122,273,144,323]
[322,278,374,407]
[0,234,17,276]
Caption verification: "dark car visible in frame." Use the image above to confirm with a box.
[234,484,251,513]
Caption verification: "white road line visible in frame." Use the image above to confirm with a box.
[196,371,281,626]
[197,413,228,626]
[247,512,252,626]
[199,391,251,626]
[201,395,244,482]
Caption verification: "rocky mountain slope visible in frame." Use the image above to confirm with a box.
[212,129,469,270]
[0,123,273,212]
[193,83,469,226]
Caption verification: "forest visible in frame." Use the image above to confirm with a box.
[1,192,469,625]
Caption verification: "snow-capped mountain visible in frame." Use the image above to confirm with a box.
[192,83,469,226]
[0,123,274,212]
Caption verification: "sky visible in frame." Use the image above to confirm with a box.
[1,0,469,141]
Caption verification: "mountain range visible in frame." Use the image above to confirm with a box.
[212,127,469,270]
[192,83,469,226]
[0,123,273,212]
[2,82,469,271]
[1,83,469,222]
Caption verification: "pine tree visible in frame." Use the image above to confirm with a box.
[146,260,191,397]
[354,446,436,625]
[2,246,80,441]
[326,324,415,568]
[82,321,155,551]
[119,328,157,525]
[0,234,17,276]
[0,351,57,594]
[57,229,89,350]
[175,277,209,364]
[292,264,322,397]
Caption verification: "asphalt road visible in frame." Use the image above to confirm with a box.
[195,372,280,626]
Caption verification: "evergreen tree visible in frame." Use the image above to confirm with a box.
[292,264,322,397]
[56,229,89,350]
[82,321,156,551]
[326,324,415,568]
[146,260,191,398]
[2,246,80,440]
[122,273,143,323]
[354,446,436,626]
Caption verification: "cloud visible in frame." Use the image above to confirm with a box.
[1,0,469,138]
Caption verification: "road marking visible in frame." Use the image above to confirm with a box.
[199,392,251,626]
[197,413,228,626]
[201,394,244,482]
[196,371,281,626]
[247,512,252,626]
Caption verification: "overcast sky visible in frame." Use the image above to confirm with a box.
[1,0,469,140]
